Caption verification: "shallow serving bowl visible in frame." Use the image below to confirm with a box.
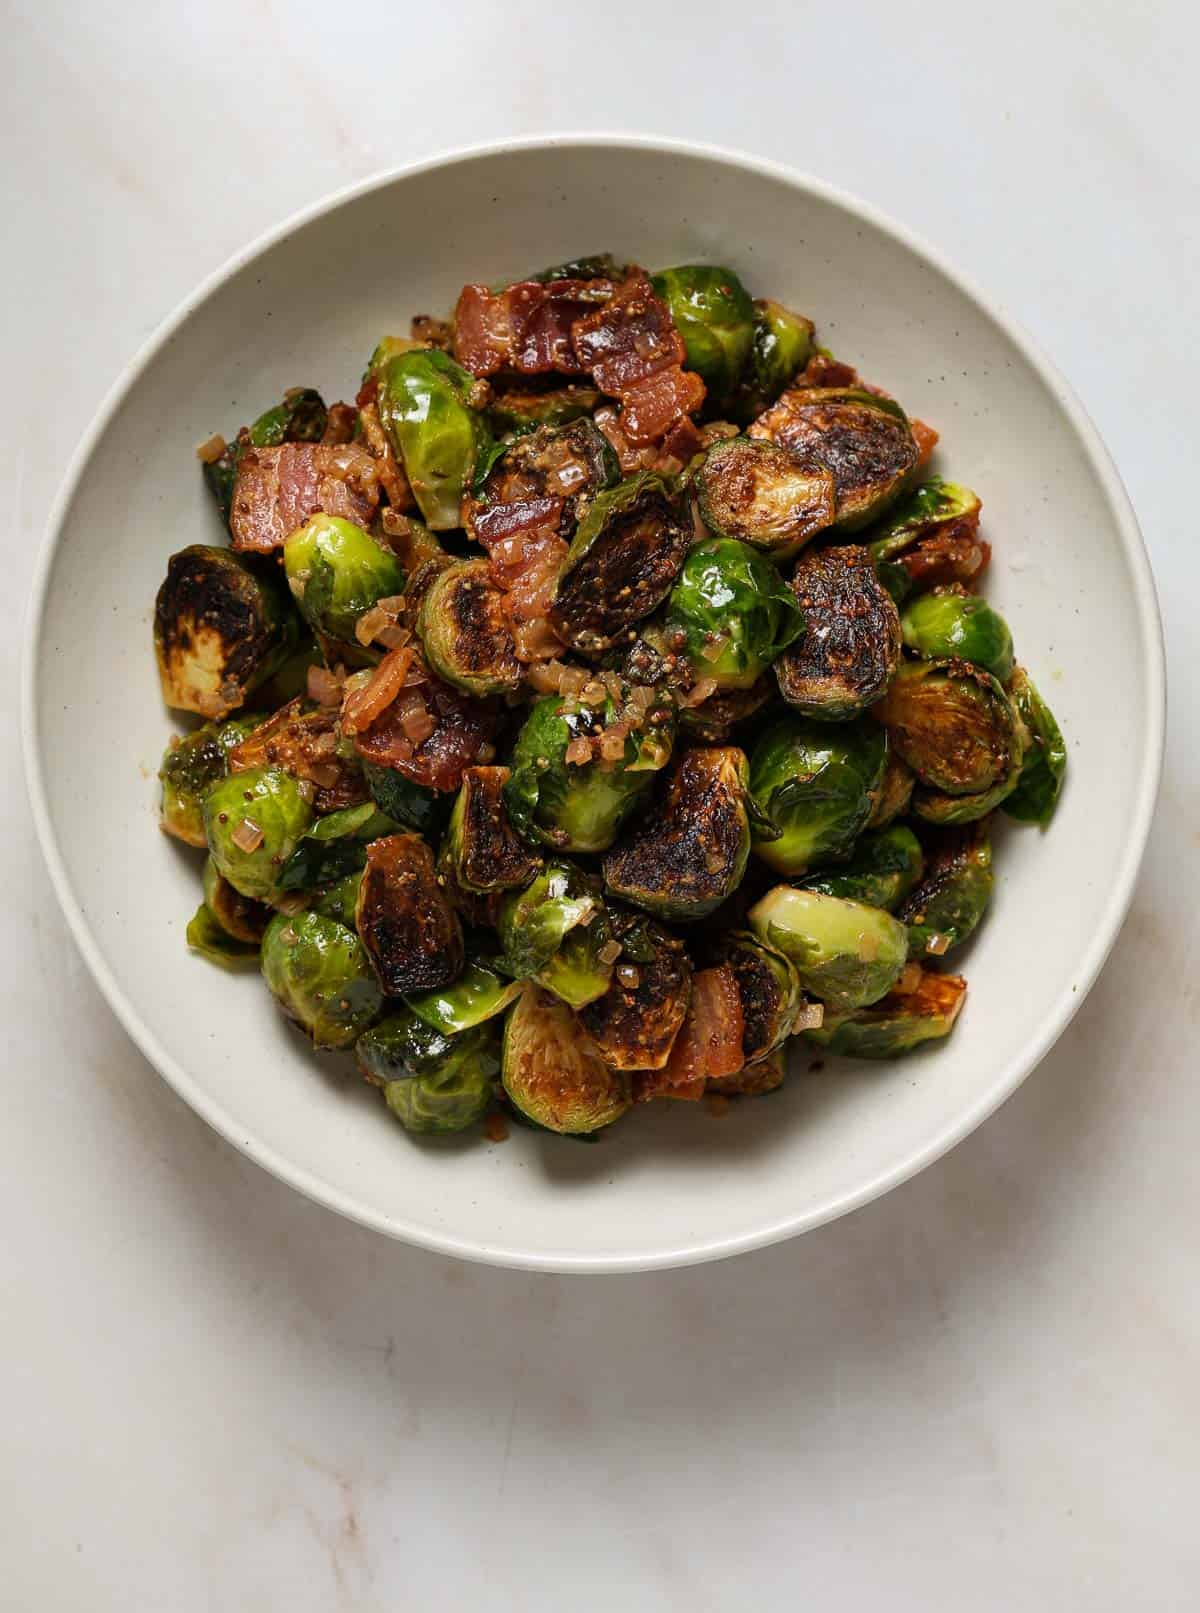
[23,137,1164,1272]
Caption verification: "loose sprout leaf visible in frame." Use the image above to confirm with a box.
[186,904,261,969]
[1003,667,1067,826]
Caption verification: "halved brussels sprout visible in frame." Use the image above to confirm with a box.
[577,915,693,1070]
[154,545,298,718]
[532,252,624,283]
[867,478,982,603]
[677,677,774,744]
[797,824,924,912]
[695,437,835,560]
[900,588,1013,681]
[497,861,613,1008]
[873,659,1025,823]
[415,559,521,697]
[312,868,363,927]
[356,1010,497,1134]
[441,766,540,899]
[650,265,755,405]
[282,515,404,645]
[803,967,966,1058]
[487,384,603,434]
[361,760,448,836]
[228,697,368,816]
[775,544,901,719]
[749,387,918,530]
[502,985,631,1134]
[477,417,618,506]
[504,693,673,855]
[748,886,909,1011]
[260,910,382,1048]
[203,765,314,902]
[404,946,523,1034]
[276,801,396,893]
[355,832,465,995]
[729,299,816,425]
[899,822,993,957]
[664,538,804,691]
[159,714,261,846]
[748,715,887,875]
[865,751,915,829]
[376,348,490,529]
[549,473,691,654]
[713,930,802,1064]
[186,903,261,970]
[1003,667,1067,826]
[202,854,271,943]
[603,747,752,921]
[708,1045,787,1097]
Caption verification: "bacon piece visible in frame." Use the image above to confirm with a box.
[621,367,707,446]
[794,352,861,389]
[634,965,745,1101]
[230,442,380,552]
[228,697,368,812]
[341,646,414,735]
[473,496,564,545]
[320,402,358,445]
[352,652,497,792]
[571,272,705,445]
[911,418,939,469]
[476,518,569,662]
[594,406,657,474]
[898,524,992,591]
[453,279,614,378]
[354,377,414,510]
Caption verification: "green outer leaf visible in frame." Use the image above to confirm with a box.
[377,349,490,530]
[867,478,981,565]
[405,955,524,1034]
[1003,668,1067,826]
[186,904,260,969]
[362,762,448,835]
[796,824,925,912]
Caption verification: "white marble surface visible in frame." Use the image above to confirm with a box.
[5,2,1198,1606]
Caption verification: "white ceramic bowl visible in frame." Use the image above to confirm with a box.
[23,137,1164,1272]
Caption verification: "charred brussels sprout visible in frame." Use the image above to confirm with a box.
[730,299,816,425]
[404,946,523,1034]
[868,478,982,603]
[866,751,915,829]
[202,855,271,943]
[603,748,752,921]
[898,823,993,958]
[355,833,464,996]
[203,765,314,902]
[549,473,691,654]
[260,910,382,1048]
[678,678,774,744]
[804,968,966,1058]
[1003,667,1067,826]
[748,715,887,875]
[248,386,327,449]
[901,588,1013,681]
[377,349,490,529]
[577,915,693,1070]
[797,824,924,912]
[497,861,613,1008]
[664,538,804,690]
[154,545,298,719]
[416,559,521,696]
[186,903,261,969]
[504,693,672,855]
[749,387,919,531]
[695,437,834,560]
[477,417,618,505]
[283,515,404,645]
[502,986,631,1134]
[159,714,261,846]
[873,659,1025,823]
[356,1011,497,1134]
[442,767,540,894]
[651,265,755,405]
[708,1045,787,1097]
[748,886,908,1011]
[714,931,802,1064]
[776,544,901,720]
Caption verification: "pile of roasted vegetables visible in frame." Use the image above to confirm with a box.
[155,256,1066,1138]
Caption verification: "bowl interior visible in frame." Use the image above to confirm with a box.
[27,141,1160,1270]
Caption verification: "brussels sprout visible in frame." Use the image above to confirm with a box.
[748,886,908,1011]
[695,437,835,560]
[797,824,924,913]
[362,761,448,836]
[502,985,631,1134]
[356,1010,497,1134]
[227,696,368,816]
[376,349,490,529]
[865,751,915,829]
[804,967,966,1058]
[532,252,623,283]
[203,765,314,902]
[260,910,382,1048]
[898,823,993,957]
[873,659,1025,823]
[713,930,802,1064]
[708,1045,787,1097]
[282,515,405,645]
[664,538,803,691]
[159,714,261,846]
[867,478,982,603]
[775,544,901,719]
[415,559,521,697]
[900,588,1013,681]
[355,833,464,995]
[404,946,523,1034]
[577,915,693,1070]
[748,715,887,875]
[1003,667,1067,826]
[477,417,618,506]
[202,854,271,942]
[154,545,298,718]
[443,767,540,893]
[277,801,397,893]
[186,903,260,970]
[504,693,672,854]
[603,748,752,921]
[730,299,816,425]
[650,265,755,405]
[549,473,691,654]
[313,869,363,927]
[677,678,774,744]
[488,384,604,434]
[749,387,919,531]
[497,861,613,1008]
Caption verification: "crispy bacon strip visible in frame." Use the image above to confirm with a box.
[571,272,706,445]
[230,442,380,552]
[898,524,992,591]
[453,278,614,378]
[634,965,744,1101]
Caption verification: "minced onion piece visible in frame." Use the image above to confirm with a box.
[231,818,264,853]
[794,1001,825,1032]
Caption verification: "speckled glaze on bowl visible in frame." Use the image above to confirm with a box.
[22,137,1164,1272]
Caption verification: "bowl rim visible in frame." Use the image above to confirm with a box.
[21,133,1167,1273]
